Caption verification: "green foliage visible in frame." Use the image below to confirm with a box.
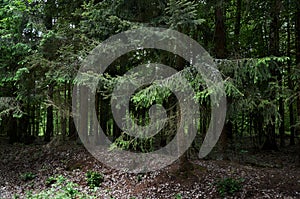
[86,171,104,189]
[215,177,244,197]
[131,83,172,109]
[45,176,58,187]
[109,132,155,153]
[136,174,143,182]
[174,193,182,199]
[0,0,299,165]
[80,0,132,40]
[14,67,30,81]
[20,172,36,182]
[166,0,204,30]
[26,175,95,199]
[109,133,132,151]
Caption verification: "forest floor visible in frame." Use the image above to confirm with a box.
[0,138,299,199]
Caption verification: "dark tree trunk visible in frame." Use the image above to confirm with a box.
[8,116,19,144]
[255,113,264,147]
[214,3,227,59]
[100,95,109,139]
[43,0,54,142]
[45,84,54,142]
[113,121,121,140]
[79,85,88,143]
[35,104,40,137]
[93,93,101,145]
[277,3,285,146]
[287,3,295,145]
[234,0,242,51]
[60,82,67,140]
[262,0,281,151]
[262,124,278,151]
[296,7,300,66]
[68,82,77,139]
[44,0,55,30]
[214,1,228,156]
[296,3,300,140]
[279,97,285,147]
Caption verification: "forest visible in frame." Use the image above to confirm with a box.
[0,0,300,198]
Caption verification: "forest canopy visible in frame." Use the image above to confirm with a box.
[0,0,300,155]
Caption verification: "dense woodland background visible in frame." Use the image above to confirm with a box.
[1,0,300,198]
[1,0,300,164]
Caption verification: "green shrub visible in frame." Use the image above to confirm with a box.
[45,175,66,186]
[136,174,143,182]
[215,177,244,197]
[45,176,57,186]
[86,170,104,189]
[20,172,36,181]
[26,176,94,199]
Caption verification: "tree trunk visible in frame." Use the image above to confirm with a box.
[68,82,77,139]
[45,84,54,142]
[35,104,40,137]
[279,97,285,147]
[93,92,101,145]
[79,85,88,143]
[214,3,227,59]
[296,3,300,139]
[214,1,228,156]
[262,124,278,151]
[60,82,67,140]
[44,0,55,30]
[287,4,295,145]
[43,0,54,142]
[276,2,285,146]
[100,95,109,139]
[8,115,19,143]
[234,0,242,51]
[262,0,281,150]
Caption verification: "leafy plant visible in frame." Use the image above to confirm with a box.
[136,174,143,182]
[215,177,244,197]
[20,172,36,181]
[45,176,57,187]
[45,175,67,187]
[86,170,104,189]
[26,175,95,199]
[174,193,182,199]
[64,182,80,197]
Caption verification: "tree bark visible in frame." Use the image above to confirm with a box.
[8,116,19,143]
[60,82,67,140]
[45,84,54,142]
[79,85,88,143]
[214,3,227,59]
[214,1,229,156]
[234,0,242,51]
[68,82,77,139]
[286,1,295,146]
[100,95,109,139]
[296,3,300,139]
[44,0,55,30]
[262,0,281,150]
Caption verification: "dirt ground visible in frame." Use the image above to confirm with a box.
[0,139,299,198]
